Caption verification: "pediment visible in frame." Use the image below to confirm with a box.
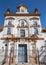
[31,34,38,39]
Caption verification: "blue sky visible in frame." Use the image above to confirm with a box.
[0,0,46,28]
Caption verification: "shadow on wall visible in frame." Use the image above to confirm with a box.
[41,56,46,63]
[39,46,46,63]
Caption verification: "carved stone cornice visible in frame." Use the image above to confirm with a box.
[6,17,15,20]
[42,28,46,32]
[29,17,39,20]
[17,25,28,28]
[30,25,40,28]
[4,13,40,16]
[0,36,44,42]
[4,25,14,28]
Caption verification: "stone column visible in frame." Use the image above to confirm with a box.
[5,40,9,63]
[2,43,8,65]
[2,42,8,65]
[9,42,14,65]
[31,41,37,63]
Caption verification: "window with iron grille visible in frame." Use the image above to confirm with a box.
[33,21,37,26]
[21,21,24,26]
[20,29,25,37]
[8,21,12,25]
[34,28,38,34]
[7,28,11,34]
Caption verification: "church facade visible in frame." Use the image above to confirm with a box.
[0,4,46,65]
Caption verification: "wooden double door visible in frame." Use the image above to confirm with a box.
[18,44,27,63]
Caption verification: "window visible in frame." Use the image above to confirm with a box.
[7,28,11,34]
[18,44,27,63]
[8,21,12,25]
[21,21,24,26]
[34,28,38,34]
[20,30,25,37]
[34,21,37,25]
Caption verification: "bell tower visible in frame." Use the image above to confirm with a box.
[16,4,28,13]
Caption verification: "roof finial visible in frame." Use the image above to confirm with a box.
[34,8,38,14]
[6,8,10,14]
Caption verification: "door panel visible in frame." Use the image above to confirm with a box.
[18,44,27,63]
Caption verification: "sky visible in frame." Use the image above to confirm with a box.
[0,0,46,28]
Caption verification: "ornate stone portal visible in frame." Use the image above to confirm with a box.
[1,33,44,65]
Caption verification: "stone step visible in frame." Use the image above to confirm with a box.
[3,63,9,65]
[15,63,39,65]
[1,63,39,65]
[4,63,15,65]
